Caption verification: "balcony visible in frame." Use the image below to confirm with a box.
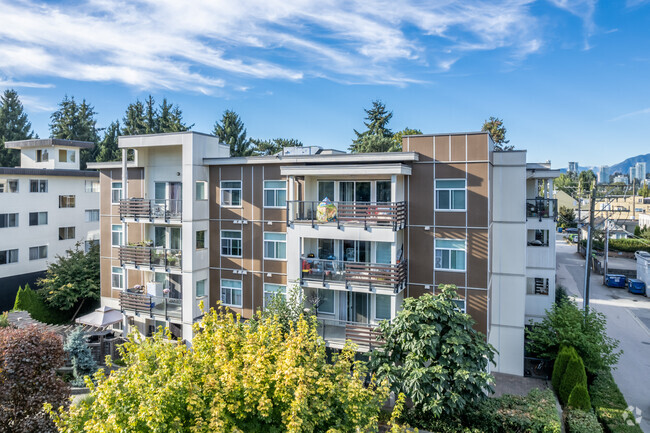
[119,245,182,271]
[301,257,406,292]
[119,291,182,320]
[526,198,557,221]
[119,199,182,221]
[288,201,406,230]
[317,319,385,351]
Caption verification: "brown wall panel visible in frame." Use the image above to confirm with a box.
[220,166,241,180]
[467,134,488,161]
[434,272,465,287]
[467,162,489,227]
[467,289,488,335]
[434,227,465,239]
[221,257,243,270]
[242,272,253,318]
[435,163,466,179]
[405,136,433,161]
[209,269,220,309]
[264,260,287,274]
[434,136,450,162]
[408,227,433,284]
[209,221,220,267]
[467,229,488,289]
[263,273,287,286]
[252,166,263,221]
[434,212,465,227]
[264,208,286,222]
[408,284,430,299]
[408,164,434,226]
[252,272,264,314]
[100,259,112,297]
[450,135,466,162]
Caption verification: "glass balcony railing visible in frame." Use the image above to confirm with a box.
[301,256,406,292]
[119,199,182,221]
[526,198,557,221]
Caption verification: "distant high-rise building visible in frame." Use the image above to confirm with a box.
[568,162,579,173]
[635,162,646,181]
[598,166,610,184]
[630,167,637,183]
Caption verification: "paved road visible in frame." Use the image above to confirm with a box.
[556,234,650,432]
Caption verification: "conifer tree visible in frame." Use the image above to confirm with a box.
[0,89,34,167]
[213,109,253,156]
[49,96,98,168]
[121,100,147,135]
[350,100,396,153]
[158,98,192,132]
[95,121,121,162]
[144,95,157,134]
[250,138,303,155]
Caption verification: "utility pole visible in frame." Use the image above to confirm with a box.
[583,186,596,311]
[603,223,609,284]
[577,179,582,253]
[632,178,636,221]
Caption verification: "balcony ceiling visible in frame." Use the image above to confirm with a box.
[281,163,412,177]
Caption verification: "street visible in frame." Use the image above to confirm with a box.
[556,233,650,432]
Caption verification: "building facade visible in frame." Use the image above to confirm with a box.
[598,165,610,184]
[568,161,579,174]
[0,139,100,312]
[635,162,646,181]
[93,131,558,376]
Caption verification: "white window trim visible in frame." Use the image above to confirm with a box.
[0,249,19,265]
[85,180,100,193]
[263,232,287,261]
[196,279,207,298]
[373,293,392,321]
[434,239,466,272]
[220,181,242,208]
[221,230,242,257]
[195,181,208,201]
[111,182,123,204]
[111,224,123,247]
[263,283,286,308]
[263,180,287,208]
[435,178,467,212]
[196,230,207,250]
[85,209,100,222]
[316,288,336,315]
[29,179,48,193]
[111,266,124,290]
[220,279,243,307]
[452,299,467,313]
[0,213,19,228]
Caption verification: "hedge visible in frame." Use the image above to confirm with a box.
[565,408,603,433]
[590,370,643,433]
[583,238,650,253]
[12,284,70,325]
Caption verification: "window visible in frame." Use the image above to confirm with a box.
[59,149,75,163]
[435,239,466,271]
[263,283,286,307]
[377,180,392,203]
[196,279,207,298]
[30,179,48,192]
[84,240,98,253]
[0,179,19,193]
[29,245,47,260]
[527,229,549,247]
[375,294,391,320]
[111,267,124,290]
[0,249,18,265]
[111,182,123,203]
[527,277,549,295]
[317,289,335,314]
[195,181,207,200]
[36,149,49,162]
[59,195,76,208]
[318,181,334,201]
[435,179,466,211]
[196,230,206,249]
[85,209,99,222]
[0,213,18,228]
[59,226,75,240]
[111,224,123,246]
[221,231,242,257]
[29,212,48,226]
[264,180,287,207]
[452,299,467,313]
[221,279,242,307]
[263,232,286,260]
[221,181,241,207]
[85,180,100,193]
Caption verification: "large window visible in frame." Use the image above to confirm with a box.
[221,279,242,307]
[111,182,123,203]
[85,180,100,193]
[30,179,48,193]
[85,209,99,222]
[29,245,47,260]
[377,180,392,203]
[435,239,466,271]
[264,180,287,208]
[196,279,207,298]
[111,267,124,289]
[221,230,242,257]
[195,181,207,200]
[29,212,48,226]
[36,149,49,162]
[435,179,466,211]
[318,181,334,201]
[263,232,286,260]
[111,224,123,246]
[317,289,335,314]
[0,249,18,265]
[527,277,549,295]
[0,179,19,193]
[59,149,75,162]
[196,230,206,249]
[59,226,76,240]
[375,294,391,320]
[263,283,286,307]
[0,213,18,228]
[221,181,241,207]
[59,195,76,208]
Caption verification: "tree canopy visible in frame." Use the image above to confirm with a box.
[482,116,512,151]
[391,127,422,151]
[49,95,99,168]
[250,137,303,155]
[214,109,253,156]
[122,95,191,136]
[350,100,398,153]
[0,89,34,167]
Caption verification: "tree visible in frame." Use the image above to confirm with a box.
[567,384,591,411]
[392,127,422,152]
[639,183,650,198]
[49,95,99,168]
[251,138,303,156]
[0,89,34,167]
[350,100,395,153]
[144,95,157,134]
[64,327,98,387]
[559,206,577,228]
[38,242,100,320]
[259,284,312,334]
[551,345,576,391]
[371,284,496,418]
[95,120,121,162]
[13,284,67,324]
[525,298,622,374]
[0,326,69,432]
[578,170,596,189]
[50,310,390,432]
[481,116,512,151]
[158,98,192,132]
[559,354,587,405]
[214,109,253,156]
[121,100,147,135]
[555,172,578,195]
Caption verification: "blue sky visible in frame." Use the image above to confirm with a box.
[1,0,649,169]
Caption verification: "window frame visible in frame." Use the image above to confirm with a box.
[317,289,335,315]
[29,179,48,193]
[85,209,99,222]
[220,181,242,207]
[111,182,123,204]
[196,279,207,298]
[220,279,243,307]
[0,179,19,193]
[374,294,392,321]
[0,213,18,228]
[263,180,287,208]
[0,249,19,265]
[526,277,550,296]
[221,230,242,257]
[434,238,466,272]
[263,232,287,260]
[111,266,124,290]
[263,283,286,308]
[111,224,123,246]
[195,181,207,201]
[435,179,467,211]
[29,245,47,261]
[452,299,467,313]
[85,180,100,193]
[58,226,76,240]
[196,230,206,250]
[59,195,76,208]
[29,211,48,226]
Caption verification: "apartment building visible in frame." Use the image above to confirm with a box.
[0,139,100,312]
[92,131,558,376]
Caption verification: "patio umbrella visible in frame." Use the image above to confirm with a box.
[75,306,123,328]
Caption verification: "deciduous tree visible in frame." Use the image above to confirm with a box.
[0,89,34,167]
[391,127,422,152]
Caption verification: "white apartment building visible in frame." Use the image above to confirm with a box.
[635,162,647,181]
[598,165,610,184]
[0,139,100,312]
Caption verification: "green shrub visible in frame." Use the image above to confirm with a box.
[63,328,98,387]
[12,284,70,324]
[590,370,643,433]
[568,384,591,411]
[565,408,603,433]
[559,355,587,405]
[551,345,575,391]
[586,237,650,253]
[0,312,9,328]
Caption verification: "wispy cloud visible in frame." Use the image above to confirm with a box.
[19,95,57,112]
[626,0,650,7]
[0,78,54,88]
[0,0,590,92]
[546,0,597,48]
[609,107,650,122]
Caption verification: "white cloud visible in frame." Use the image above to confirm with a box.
[0,78,54,88]
[18,95,57,112]
[609,108,650,122]
[0,0,587,91]
[547,0,597,48]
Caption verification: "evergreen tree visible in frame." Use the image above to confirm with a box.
[0,89,34,167]
[250,138,303,155]
[144,95,158,134]
[95,121,121,162]
[481,116,513,151]
[350,100,394,153]
[63,327,97,387]
[121,100,147,135]
[49,96,98,168]
[158,98,192,132]
[213,109,253,156]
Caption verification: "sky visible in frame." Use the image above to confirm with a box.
[1,0,649,169]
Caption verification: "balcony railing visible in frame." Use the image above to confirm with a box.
[301,257,406,292]
[119,245,182,270]
[288,200,406,230]
[526,198,557,221]
[318,319,385,351]
[119,291,182,320]
[119,199,182,221]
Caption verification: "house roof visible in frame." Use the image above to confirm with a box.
[5,138,94,149]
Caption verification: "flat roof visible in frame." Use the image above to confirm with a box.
[5,138,94,149]
[86,161,137,170]
[402,131,489,138]
[0,167,99,177]
[203,152,419,166]
[118,131,224,149]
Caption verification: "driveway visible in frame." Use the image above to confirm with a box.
[556,234,650,432]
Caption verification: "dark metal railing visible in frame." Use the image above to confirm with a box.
[301,257,406,292]
[119,246,182,270]
[119,199,182,221]
[119,291,182,320]
[526,198,557,221]
[287,200,406,230]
